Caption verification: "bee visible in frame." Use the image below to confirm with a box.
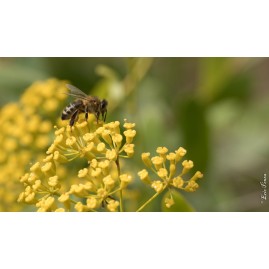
[61,84,108,126]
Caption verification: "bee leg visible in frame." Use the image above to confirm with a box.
[85,107,88,121]
[69,110,79,126]
[95,112,99,124]
[103,110,107,122]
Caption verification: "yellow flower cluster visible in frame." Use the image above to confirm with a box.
[0,79,68,211]
[138,146,203,209]
[18,116,135,212]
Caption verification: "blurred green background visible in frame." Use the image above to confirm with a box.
[0,57,268,212]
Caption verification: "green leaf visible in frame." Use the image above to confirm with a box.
[162,189,195,212]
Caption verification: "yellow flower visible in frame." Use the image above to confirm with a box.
[36,196,55,212]
[137,169,150,184]
[103,175,115,189]
[151,156,164,171]
[87,197,99,209]
[156,146,168,160]
[97,142,106,152]
[98,160,110,175]
[123,144,135,157]
[166,152,176,161]
[101,129,113,146]
[181,160,194,175]
[141,152,152,167]
[112,133,123,149]
[107,200,120,212]
[66,136,77,147]
[55,208,65,212]
[106,149,117,161]
[190,171,204,181]
[41,162,54,176]
[169,163,176,179]
[151,181,164,193]
[120,174,132,189]
[172,176,184,189]
[58,193,70,203]
[32,180,42,191]
[184,181,199,192]
[175,147,187,161]
[157,168,168,180]
[97,188,108,199]
[48,176,59,187]
[123,129,136,144]
[75,202,88,212]
[123,121,136,129]
[164,197,175,208]
[78,168,88,178]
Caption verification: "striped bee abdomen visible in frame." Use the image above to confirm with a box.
[61,100,83,120]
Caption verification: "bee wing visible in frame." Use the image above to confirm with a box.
[65,84,89,99]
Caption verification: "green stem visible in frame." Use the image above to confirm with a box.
[136,185,167,212]
[115,157,123,212]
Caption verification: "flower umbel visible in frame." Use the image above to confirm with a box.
[18,117,136,212]
[137,146,203,211]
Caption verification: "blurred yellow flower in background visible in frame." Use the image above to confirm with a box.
[0,78,68,211]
